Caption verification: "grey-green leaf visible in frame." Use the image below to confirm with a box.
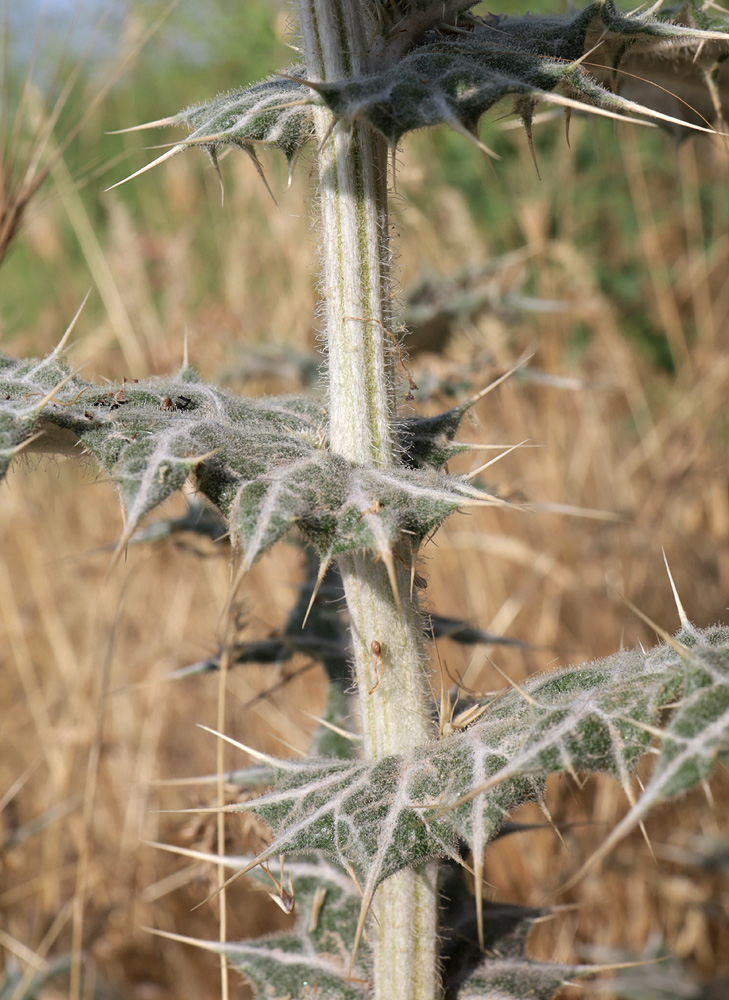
[230,629,728,922]
[177,73,314,169]
[305,1,729,145]
[153,854,368,1000]
[107,73,315,191]
[0,351,483,564]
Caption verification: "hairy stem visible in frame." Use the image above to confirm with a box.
[298,1,440,997]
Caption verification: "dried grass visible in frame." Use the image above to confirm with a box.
[1,31,729,1000]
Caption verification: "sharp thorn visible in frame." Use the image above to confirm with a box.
[662,548,699,637]
[517,99,541,179]
[317,114,339,152]
[447,115,501,160]
[279,72,324,93]
[488,658,537,705]
[349,886,375,978]
[33,365,87,411]
[209,147,225,206]
[244,146,278,206]
[6,431,46,459]
[463,439,529,481]
[462,353,533,410]
[300,712,360,742]
[196,724,294,769]
[192,848,277,910]
[538,797,566,849]
[616,591,704,667]
[106,116,179,134]
[182,326,189,369]
[301,559,330,629]
[380,547,402,614]
[52,290,91,357]
[474,849,485,951]
[535,90,656,127]
[104,144,186,191]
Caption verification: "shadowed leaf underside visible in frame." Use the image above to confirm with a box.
[112,0,729,191]
[307,0,729,146]
[449,901,592,999]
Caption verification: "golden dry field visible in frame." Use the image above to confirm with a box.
[2,3,729,998]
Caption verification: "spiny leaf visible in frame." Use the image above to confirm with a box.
[588,1,729,135]
[439,857,592,1000]
[561,624,729,883]
[225,628,728,925]
[155,847,592,1000]
[0,351,485,567]
[227,856,370,999]
[151,854,369,1000]
[108,73,315,191]
[399,357,530,470]
[221,731,536,919]
[300,0,729,146]
[455,947,589,1000]
[111,2,729,195]
[441,859,593,1000]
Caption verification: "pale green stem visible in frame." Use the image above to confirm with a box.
[297,1,441,998]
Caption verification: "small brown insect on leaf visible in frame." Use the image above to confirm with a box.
[160,395,193,412]
[91,388,128,410]
[369,639,384,695]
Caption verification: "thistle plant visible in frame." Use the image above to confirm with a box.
[3,2,729,999]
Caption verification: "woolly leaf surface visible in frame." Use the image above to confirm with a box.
[225,856,368,1000]
[230,629,729,912]
[456,954,588,1000]
[109,73,316,190]
[587,1,729,132]
[156,854,368,999]
[0,351,480,563]
[177,74,314,166]
[117,2,729,189]
[610,626,729,814]
[306,1,729,144]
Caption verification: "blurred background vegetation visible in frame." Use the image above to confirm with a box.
[1,1,728,998]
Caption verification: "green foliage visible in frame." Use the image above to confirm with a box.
[172,74,314,184]
[0,350,491,566]
[304,0,728,145]
[154,854,370,1000]
[453,914,587,1000]
[219,628,729,949]
[153,849,592,1000]
[158,627,729,998]
[217,859,369,1000]
[121,0,729,192]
